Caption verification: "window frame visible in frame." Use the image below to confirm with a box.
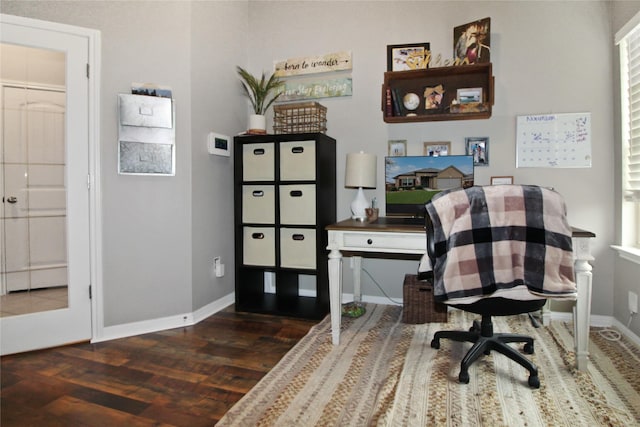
[615,11,640,262]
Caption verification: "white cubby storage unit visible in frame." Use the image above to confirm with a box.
[233,133,336,319]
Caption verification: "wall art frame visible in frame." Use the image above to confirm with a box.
[465,136,489,166]
[423,141,451,156]
[387,43,430,71]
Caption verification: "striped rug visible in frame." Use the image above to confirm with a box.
[216,303,640,426]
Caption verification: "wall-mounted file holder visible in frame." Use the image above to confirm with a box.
[118,93,176,176]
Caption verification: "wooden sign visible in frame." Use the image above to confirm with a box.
[274,51,352,77]
[277,77,352,102]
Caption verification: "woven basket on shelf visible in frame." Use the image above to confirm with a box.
[273,102,327,134]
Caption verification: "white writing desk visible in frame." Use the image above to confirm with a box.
[326,218,596,371]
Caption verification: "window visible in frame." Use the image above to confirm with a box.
[616,14,640,252]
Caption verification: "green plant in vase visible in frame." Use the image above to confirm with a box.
[237,66,284,134]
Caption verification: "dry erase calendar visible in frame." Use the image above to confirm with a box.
[516,112,591,168]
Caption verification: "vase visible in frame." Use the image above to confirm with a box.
[248,114,267,134]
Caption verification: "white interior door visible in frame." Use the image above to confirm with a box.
[0,15,94,355]
[3,86,68,293]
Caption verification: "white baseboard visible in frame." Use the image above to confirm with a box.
[93,292,640,350]
[93,292,235,343]
[357,293,640,346]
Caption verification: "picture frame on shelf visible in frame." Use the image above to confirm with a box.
[387,43,430,71]
[453,17,491,64]
[423,141,450,156]
[423,84,445,111]
[388,140,407,156]
[465,137,489,166]
[457,87,483,104]
[490,176,514,185]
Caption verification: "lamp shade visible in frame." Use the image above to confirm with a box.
[345,152,377,188]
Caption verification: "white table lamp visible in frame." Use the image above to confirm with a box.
[345,152,377,221]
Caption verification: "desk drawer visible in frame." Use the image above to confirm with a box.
[342,232,426,252]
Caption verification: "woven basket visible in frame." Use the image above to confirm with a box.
[273,102,327,134]
[402,274,448,324]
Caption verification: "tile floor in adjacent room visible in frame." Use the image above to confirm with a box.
[0,286,68,317]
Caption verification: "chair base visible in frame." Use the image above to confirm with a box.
[431,316,540,388]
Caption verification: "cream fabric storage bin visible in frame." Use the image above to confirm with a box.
[242,185,275,224]
[242,142,274,181]
[279,184,316,225]
[243,227,275,266]
[280,228,316,269]
[279,140,315,180]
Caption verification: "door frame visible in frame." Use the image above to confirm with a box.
[0,14,103,345]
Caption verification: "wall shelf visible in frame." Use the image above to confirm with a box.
[382,63,494,123]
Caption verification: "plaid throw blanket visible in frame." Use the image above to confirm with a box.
[424,185,577,302]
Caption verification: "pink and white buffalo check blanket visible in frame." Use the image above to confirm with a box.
[423,185,577,303]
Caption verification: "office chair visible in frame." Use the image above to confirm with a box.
[422,185,577,388]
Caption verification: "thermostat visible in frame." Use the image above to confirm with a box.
[207,132,230,157]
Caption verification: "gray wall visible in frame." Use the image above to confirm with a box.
[2,0,638,337]
[248,1,617,317]
[1,0,246,326]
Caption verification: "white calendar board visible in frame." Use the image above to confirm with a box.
[516,112,591,168]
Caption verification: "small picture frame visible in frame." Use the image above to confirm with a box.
[423,141,451,157]
[490,176,514,185]
[465,137,489,166]
[388,140,407,157]
[457,87,483,104]
[424,84,445,110]
[387,43,430,71]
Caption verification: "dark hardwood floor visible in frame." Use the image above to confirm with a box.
[1,305,318,426]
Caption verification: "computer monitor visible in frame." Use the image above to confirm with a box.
[384,155,474,217]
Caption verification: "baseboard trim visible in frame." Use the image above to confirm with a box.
[94,292,640,350]
[93,293,235,343]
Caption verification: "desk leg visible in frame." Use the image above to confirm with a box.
[352,256,362,303]
[328,248,343,345]
[574,257,593,371]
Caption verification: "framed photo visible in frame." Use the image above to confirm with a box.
[491,176,514,185]
[424,84,445,110]
[453,17,491,64]
[423,141,451,157]
[387,43,430,71]
[457,87,483,104]
[465,137,489,166]
[388,140,407,157]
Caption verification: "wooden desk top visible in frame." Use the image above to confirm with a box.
[326,218,426,233]
[327,217,595,238]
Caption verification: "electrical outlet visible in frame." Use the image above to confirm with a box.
[214,257,224,278]
[629,291,638,314]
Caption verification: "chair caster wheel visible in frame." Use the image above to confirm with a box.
[459,370,470,384]
[431,339,440,349]
[523,342,534,354]
[528,375,540,389]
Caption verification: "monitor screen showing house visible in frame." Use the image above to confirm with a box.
[384,155,474,217]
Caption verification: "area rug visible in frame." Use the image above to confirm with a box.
[216,303,640,426]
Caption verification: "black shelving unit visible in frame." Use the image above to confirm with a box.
[233,133,336,319]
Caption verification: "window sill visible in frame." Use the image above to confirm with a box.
[611,245,640,265]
